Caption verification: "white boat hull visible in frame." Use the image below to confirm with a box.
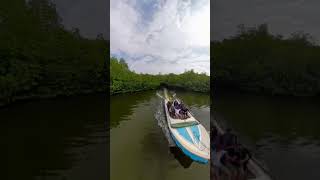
[163,99,210,164]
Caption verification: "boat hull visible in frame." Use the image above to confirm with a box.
[171,131,209,164]
[163,98,210,164]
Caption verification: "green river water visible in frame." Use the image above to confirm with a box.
[4,91,318,180]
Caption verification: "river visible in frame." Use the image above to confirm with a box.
[110,90,210,180]
[3,90,209,180]
[213,92,320,180]
[4,90,318,179]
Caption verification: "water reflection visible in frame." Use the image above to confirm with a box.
[110,92,154,128]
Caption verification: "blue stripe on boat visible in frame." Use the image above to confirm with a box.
[176,127,193,144]
[190,125,200,143]
[171,133,208,164]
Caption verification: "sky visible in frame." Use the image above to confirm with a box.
[212,0,320,43]
[110,0,210,75]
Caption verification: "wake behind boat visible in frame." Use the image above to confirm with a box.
[160,89,210,164]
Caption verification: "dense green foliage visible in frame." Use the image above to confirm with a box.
[0,0,108,106]
[213,24,320,96]
[110,57,209,94]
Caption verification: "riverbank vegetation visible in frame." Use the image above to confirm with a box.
[110,57,209,94]
[0,0,108,106]
[213,24,320,96]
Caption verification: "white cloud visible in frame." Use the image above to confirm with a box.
[110,0,210,75]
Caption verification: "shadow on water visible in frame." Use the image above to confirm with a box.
[169,147,193,168]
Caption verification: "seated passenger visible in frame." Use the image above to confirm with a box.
[182,104,188,111]
[229,147,251,179]
[179,103,189,118]
[174,100,180,109]
[174,106,183,119]
[213,148,234,180]
[172,100,190,119]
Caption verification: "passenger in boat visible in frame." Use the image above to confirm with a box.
[213,146,237,180]
[174,106,183,119]
[173,100,180,109]
[227,147,251,180]
[214,127,251,180]
[172,100,189,119]
[172,100,184,119]
[179,103,189,119]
